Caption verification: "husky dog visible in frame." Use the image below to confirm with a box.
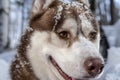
[10,0,104,80]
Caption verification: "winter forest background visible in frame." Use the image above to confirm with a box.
[0,0,120,80]
[0,0,120,50]
[0,0,120,52]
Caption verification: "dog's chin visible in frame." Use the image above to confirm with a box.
[49,56,92,80]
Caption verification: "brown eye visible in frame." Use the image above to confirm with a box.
[89,32,97,40]
[59,31,70,40]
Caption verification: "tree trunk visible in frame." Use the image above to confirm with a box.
[110,0,115,25]
[89,0,96,12]
[0,0,9,52]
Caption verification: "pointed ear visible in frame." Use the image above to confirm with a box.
[77,0,90,7]
[32,0,55,16]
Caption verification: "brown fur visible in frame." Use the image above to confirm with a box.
[10,0,99,80]
[11,30,38,80]
[30,8,57,31]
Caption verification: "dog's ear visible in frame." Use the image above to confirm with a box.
[77,0,90,7]
[32,0,55,16]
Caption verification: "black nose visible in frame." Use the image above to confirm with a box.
[84,57,104,77]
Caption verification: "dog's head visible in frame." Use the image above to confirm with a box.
[28,0,104,80]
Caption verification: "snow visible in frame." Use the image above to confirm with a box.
[102,19,120,47]
[0,59,10,80]
[0,50,16,80]
[100,47,120,80]
[60,0,72,3]
[53,5,63,31]
[107,47,120,65]
[53,0,89,31]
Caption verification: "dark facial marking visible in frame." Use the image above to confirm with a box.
[85,12,99,32]
[89,31,97,41]
[30,7,58,31]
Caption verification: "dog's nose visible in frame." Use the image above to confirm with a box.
[84,57,104,77]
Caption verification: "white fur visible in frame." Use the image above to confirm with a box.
[27,29,103,80]
[27,32,64,80]
[27,0,103,79]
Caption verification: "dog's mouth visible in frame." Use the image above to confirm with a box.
[49,56,74,80]
[49,56,89,80]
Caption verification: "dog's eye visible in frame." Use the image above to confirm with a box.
[89,32,97,40]
[59,31,70,40]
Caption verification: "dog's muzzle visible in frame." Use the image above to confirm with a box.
[49,56,104,80]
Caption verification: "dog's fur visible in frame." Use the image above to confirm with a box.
[10,0,104,80]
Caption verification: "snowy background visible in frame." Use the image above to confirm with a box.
[0,0,120,80]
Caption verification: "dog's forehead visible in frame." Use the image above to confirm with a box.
[50,0,90,19]
[59,1,89,14]
[54,1,98,31]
